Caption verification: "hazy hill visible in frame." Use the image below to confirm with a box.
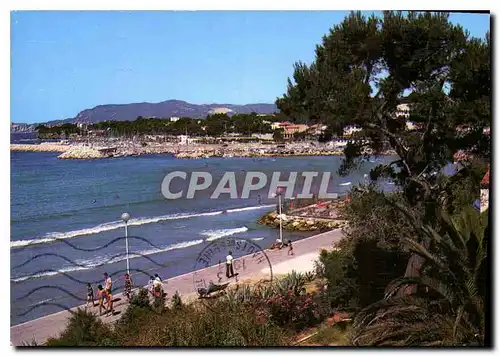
[41,100,278,125]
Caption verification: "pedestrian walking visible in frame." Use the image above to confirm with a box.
[103,272,112,304]
[287,239,294,256]
[226,251,235,278]
[97,284,114,316]
[124,273,133,301]
[86,283,95,307]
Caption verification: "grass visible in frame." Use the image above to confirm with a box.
[302,323,351,346]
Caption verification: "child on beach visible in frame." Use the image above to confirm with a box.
[97,284,114,316]
[86,283,95,307]
[287,239,294,256]
[124,273,133,301]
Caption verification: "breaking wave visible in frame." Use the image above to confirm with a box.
[11,204,274,249]
[200,226,249,242]
[11,239,204,282]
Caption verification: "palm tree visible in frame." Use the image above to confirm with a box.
[350,203,488,346]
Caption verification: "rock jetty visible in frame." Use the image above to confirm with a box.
[10,144,71,153]
[58,146,104,160]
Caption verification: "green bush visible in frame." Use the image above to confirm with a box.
[130,288,151,309]
[316,249,357,310]
[117,302,290,346]
[45,308,117,347]
[171,291,183,309]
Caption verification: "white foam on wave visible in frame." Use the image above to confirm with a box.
[250,237,264,241]
[200,226,249,242]
[29,298,55,307]
[10,211,223,248]
[11,203,269,249]
[11,239,204,283]
[226,204,274,213]
[339,182,352,186]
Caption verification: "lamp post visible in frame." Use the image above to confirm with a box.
[121,212,131,275]
[275,187,285,244]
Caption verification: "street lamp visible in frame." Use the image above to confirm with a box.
[274,187,285,245]
[121,212,131,275]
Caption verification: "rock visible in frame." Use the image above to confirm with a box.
[58,146,103,159]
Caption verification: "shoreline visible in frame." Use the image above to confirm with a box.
[11,228,343,346]
[11,142,395,159]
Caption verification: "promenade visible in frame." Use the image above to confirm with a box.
[11,229,343,346]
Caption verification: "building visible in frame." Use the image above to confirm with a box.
[343,125,362,137]
[170,117,180,122]
[327,139,349,149]
[271,121,292,130]
[396,103,410,119]
[283,124,309,138]
[309,124,328,136]
[252,133,273,140]
[178,135,195,145]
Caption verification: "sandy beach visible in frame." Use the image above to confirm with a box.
[11,228,343,346]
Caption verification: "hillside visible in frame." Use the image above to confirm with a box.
[41,100,277,125]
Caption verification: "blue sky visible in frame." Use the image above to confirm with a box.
[11,11,490,124]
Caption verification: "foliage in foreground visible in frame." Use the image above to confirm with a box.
[45,271,331,347]
[45,309,117,347]
[349,203,488,346]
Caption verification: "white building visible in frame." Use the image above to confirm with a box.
[343,125,362,137]
[327,139,349,149]
[252,133,273,140]
[170,117,180,122]
[396,104,410,119]
[178,135,195,145]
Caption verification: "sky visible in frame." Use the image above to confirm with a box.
[11,11,490,124]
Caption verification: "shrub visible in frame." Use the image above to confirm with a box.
[171,291,183,309]
[45,308,117,346]
[264,290,321,330]
[130,288,151,309]
[274,271,308,296]
[120,302,290,346]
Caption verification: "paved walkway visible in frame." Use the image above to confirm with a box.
[11,229,343,346]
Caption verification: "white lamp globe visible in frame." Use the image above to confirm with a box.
[121,212,131,223]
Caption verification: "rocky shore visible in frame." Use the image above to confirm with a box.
[258,211,348,232]
[11,141,345,159]
[57,146,104,159]
[258,199,349,232]
[11,140,394,160]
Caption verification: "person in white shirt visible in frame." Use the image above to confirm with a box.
[103,272,112,305]
[147,276,155,297]
[226,251,235,278]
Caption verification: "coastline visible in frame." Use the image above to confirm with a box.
[11,142,394,159]
[10,228,343,346]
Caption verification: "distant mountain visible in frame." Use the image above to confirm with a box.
[43,100,278,125]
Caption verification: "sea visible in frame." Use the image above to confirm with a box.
[10,133,407,326]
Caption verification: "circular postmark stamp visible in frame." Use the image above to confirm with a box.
[193,237,273,298]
